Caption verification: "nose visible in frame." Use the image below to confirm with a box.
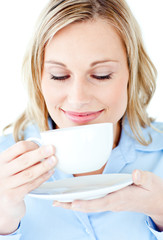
[67,79,91,108]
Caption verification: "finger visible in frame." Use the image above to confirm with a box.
[3,169,55,203]
[70,185,143,213]
[4,155,57,189]
[132,169,156,191]
[20,170,55,199]
[0,141,39,164]
[53,201,72,209]
[5,145,55,176]
[52,200,100,212]
[71,196,111,213]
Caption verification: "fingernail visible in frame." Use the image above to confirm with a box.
[48,156,56,166]
[72,203,81,210]
[48,169,55,175]
[53,201,60,207]
[135,170,141,182]
[44,169,54,178]
[45,145,54,155]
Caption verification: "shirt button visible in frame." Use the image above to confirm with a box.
[85,228,90,234]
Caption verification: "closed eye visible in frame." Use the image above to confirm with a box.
[50,74,113,81]
[50,75,70,81]
[91,74,113,80]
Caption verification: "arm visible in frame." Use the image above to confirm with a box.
[0,141,56,235]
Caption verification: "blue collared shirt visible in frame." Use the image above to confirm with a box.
[0,118,163,240]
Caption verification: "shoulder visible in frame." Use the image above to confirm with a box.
[135,121,163,151]
[122,117,163,151]
[0,133,15,152]
[152,121,163,131]
[0,123,41,153]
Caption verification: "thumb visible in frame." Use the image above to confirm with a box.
[132,169,153,190]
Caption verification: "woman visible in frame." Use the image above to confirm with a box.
[0,0,163,239]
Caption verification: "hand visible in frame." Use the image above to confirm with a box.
[53,170,163,231]
[0,141,57,235]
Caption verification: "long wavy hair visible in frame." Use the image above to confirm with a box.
[9,0,157,144]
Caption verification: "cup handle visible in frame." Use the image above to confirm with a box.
[26,137,43,147]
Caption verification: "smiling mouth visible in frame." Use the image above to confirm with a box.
[61,109,104,123]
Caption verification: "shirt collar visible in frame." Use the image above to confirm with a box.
[103,118,137,174]
[120,116,163,152]
[134,122,163,151]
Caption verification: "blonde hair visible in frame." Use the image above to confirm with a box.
[10,0,157,144]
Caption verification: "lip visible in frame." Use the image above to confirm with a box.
[61,109,104,123]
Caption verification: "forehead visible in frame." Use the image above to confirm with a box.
[44,18,126,63]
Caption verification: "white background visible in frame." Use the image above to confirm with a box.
[0,0,163,133]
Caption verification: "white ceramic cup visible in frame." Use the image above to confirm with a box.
[27,123,113,174]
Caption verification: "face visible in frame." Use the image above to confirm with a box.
[41,18,129,140]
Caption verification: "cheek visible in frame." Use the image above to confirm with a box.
[101,80,127,105]
[41,78,62,109]
[112,82,128,107]
[100,78,128,121]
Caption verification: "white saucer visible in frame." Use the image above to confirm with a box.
[28,174,133,202]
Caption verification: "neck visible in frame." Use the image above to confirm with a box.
[73,164,106,177]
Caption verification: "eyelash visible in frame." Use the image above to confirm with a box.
[50,74,113,81]
[50,75,70,81]
[91,74,113,80]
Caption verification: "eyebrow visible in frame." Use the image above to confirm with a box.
[44,59,119,67]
